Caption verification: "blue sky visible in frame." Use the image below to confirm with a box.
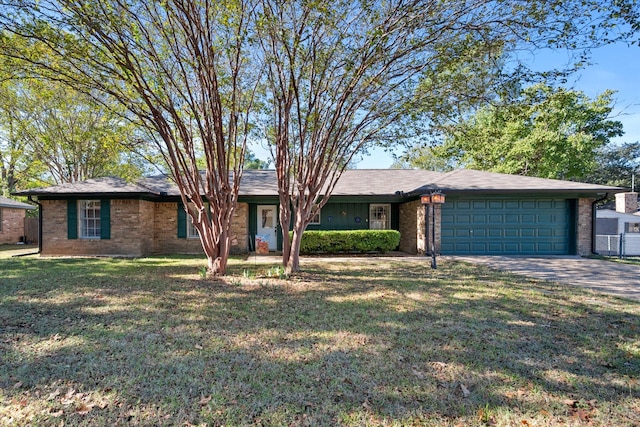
[356,41,640,169]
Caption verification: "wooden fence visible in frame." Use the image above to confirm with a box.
[24,217,39,244]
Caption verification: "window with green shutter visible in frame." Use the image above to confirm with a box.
[68,199,111,240]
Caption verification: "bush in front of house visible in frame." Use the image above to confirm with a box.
[293,230,401,254]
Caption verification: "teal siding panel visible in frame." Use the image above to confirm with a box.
[441,198,572,255]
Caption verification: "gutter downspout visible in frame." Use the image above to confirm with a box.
[28,195,42,254]
[591,193,608,255]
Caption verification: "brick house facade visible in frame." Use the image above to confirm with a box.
[0,197,35,245]
[15,170,620,257]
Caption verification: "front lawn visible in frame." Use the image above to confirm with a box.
[1,253,638,426]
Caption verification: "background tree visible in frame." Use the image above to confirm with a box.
[1,0,260,275]
[257,0,636,272]
[584,142,640,189]
[431,84,623,180]
[0,80,30,196]
[4,78,141,185]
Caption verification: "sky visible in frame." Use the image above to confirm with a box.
[249,41,640,170]
[355,41,640,169]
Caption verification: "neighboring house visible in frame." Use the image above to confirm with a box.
[14,169,622,257]
[0,196,36,245]
[595,192,640,256]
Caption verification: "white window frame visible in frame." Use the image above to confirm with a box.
[79,200,101,239]
[187,203,210,239]
[187,214,199,238]
[369,204,390,230]
[626,222,640,233]
[310,209,321,225]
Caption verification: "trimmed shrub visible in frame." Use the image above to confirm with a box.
[293,230,401,254]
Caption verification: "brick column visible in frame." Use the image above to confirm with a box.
[577,198,594,256]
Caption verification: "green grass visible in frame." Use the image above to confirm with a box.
[0,248,638,426]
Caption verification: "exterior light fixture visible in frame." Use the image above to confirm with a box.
[421,191,446,269]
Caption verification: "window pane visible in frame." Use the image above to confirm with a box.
[369,204,390,230]
[79,200,101,238]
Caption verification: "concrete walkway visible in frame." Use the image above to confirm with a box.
[450,256,640,302]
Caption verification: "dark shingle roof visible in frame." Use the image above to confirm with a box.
[14,169,622,198]
[0,196,35,209]
[414,169,622,194]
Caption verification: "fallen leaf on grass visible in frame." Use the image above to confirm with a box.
[13,381,23,389]
[460,384,470,398]
[49,409,64,417]
[199,395,212,406]
[194,344,203,350]
[75,402,93,414]
[47,390,61,401]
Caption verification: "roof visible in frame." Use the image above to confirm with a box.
[596,209,640,221]
[13,169,623,199]
[0,196,35,209]
[418,169,622,194]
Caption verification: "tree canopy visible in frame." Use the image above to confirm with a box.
[423,84,624,180]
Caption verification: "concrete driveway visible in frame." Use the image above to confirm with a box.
[450,256,640,302]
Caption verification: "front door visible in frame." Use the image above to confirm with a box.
[257,205,278,250]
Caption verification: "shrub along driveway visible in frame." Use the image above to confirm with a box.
[451,255,640,302]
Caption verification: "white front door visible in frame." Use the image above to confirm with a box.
[257,205,278,250]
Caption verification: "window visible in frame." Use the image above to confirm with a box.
[0,208,3,231]
[626,222,640,233]
[79,200,101,238]
[310,209,321,225]
[369,204,390,229]
[187,214,199,238]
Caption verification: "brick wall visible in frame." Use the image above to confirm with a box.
[151,201,250,255]
[398,200,442,255]
[577,197,594,256]
[40,199,149,256]
[0,207,27,245]
[230,203,249,254]
[399,200,423,255]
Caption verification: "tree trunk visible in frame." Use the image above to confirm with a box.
[286,209,307,273]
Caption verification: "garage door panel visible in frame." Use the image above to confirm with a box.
[441,198,572,255]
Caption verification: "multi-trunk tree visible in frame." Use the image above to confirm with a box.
[2,0,260,275]
[256,0,637,272]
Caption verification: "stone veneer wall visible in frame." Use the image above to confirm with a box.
[577,197,595,256]
[0,207,27,245]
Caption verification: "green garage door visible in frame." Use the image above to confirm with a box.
[441,198,574,255]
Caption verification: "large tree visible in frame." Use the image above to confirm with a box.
[585,142,640,189]
[432,84,623,180]
[1,77,142,186]
[1,0,260,275]
[257,0,637,272]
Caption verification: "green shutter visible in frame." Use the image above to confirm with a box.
[177,203,187,238]
[67,200,78,240]
[100,199,111,239]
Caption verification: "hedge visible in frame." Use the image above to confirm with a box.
[293,230,401,254]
